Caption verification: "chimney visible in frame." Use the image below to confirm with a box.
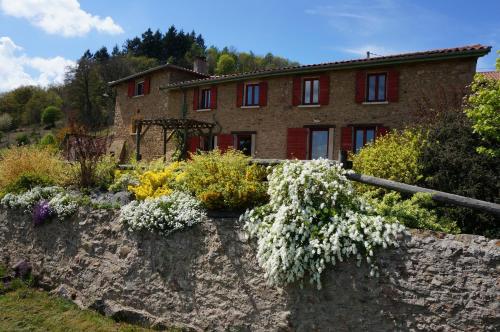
[193,56,208,75]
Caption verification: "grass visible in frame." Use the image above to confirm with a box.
[0,287,158,332]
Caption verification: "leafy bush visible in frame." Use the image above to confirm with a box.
[367,192,459,233]
[39,133,57,147]
[93,155,118,190]
[352,129,425,186]
[127,161,185,200]
[420,110,500,237]
[41,106,62,128]
[0,113,13,132]
[2,172,55,195]
[464,74,500,157]
[120,191,205,236]
[0,146,70,193]
[241,159,405,289]
[15,134,30,146]
[181,149,267,210]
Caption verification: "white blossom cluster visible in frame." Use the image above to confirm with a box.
[1,186,79,219]
[241,159,406,289]
[120,191,206,236]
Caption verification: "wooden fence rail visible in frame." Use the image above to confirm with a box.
[251,159,500,216]
[118,159,500,216]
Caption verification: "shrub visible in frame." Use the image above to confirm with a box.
[352,129,425,186]
[41,106,62,128]
[68,127,109,188]
[120,191,206,236]
[127,161,185,200]
[93,155,118,190]
[3,172,55,195]
[1,186,79,223]
[464,74,500,157]
[367,192,459,233]
[181,149,267,210]
[241,159,405,289]
[15,134,30,146]
[39,133,57,147]
[0,146,70,193]
[0,113,13,132]
[420,110,500,237]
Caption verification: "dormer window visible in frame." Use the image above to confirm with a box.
[135,80,144,96]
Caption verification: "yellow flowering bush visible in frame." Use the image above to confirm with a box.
[127,161,185,200]
[180,149,268,210]
[351,129,426,193]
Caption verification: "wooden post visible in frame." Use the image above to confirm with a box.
[135,121,142,161]
[208,127,213,150]
[163,127,167,161]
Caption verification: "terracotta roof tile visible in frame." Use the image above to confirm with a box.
[162,44,491,89]
[480,71,500,80]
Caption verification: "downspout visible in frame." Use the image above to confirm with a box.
[181,88,188,159]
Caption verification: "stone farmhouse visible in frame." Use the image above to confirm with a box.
[109,44,491,161]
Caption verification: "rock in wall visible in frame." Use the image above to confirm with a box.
[0,208,498,331]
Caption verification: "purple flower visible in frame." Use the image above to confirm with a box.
[32,200,53,226]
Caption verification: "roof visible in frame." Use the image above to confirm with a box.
[108,63,210,86]
[161,44,491,90]
[479,71,500,80]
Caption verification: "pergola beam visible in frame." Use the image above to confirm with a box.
[134,118,215,161]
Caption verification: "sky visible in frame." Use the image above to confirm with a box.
[0,0,498,92]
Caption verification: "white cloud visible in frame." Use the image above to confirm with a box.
[0,0,123,37]
[0,36,75,92]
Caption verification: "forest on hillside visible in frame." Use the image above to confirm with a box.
[0,25,299,131]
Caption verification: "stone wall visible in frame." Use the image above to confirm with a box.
[0,209,498,331]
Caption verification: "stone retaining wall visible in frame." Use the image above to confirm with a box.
[0,208,498,331]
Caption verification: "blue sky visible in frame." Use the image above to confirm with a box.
[0,0,498,91]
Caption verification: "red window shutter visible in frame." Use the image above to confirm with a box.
[259,81,268,106]
[292,77,302,106]
[236,83,244,107]
[286,128,309,160]
[127,81,135,97]
[319,74,330,105]
[210,86,217,109]
[341,127,353,151]
[217,134,234,153]
[376,126,389,138]
[144,77,151,95]
[188,136,201,153]
[193,87,199,110]
[387,70,399,102]
[355,72,366,103]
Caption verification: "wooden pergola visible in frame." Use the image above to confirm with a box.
[134,118,215,160]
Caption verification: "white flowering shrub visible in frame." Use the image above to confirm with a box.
[120,191,206,236]
[1,186,62,212]
[241,159,405,289]
[1,186,79,222]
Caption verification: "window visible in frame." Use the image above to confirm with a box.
[366,73,386,102]
[354,127,375,153]
[200,88,211,109]
[236,134,253,156]
[310,128,329,159]
[303,78,319,105]
[135,80,144,96]
[245,84,260,106]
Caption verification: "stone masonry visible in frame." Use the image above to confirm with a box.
[0,208,498,331]
[112,55,478,160]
